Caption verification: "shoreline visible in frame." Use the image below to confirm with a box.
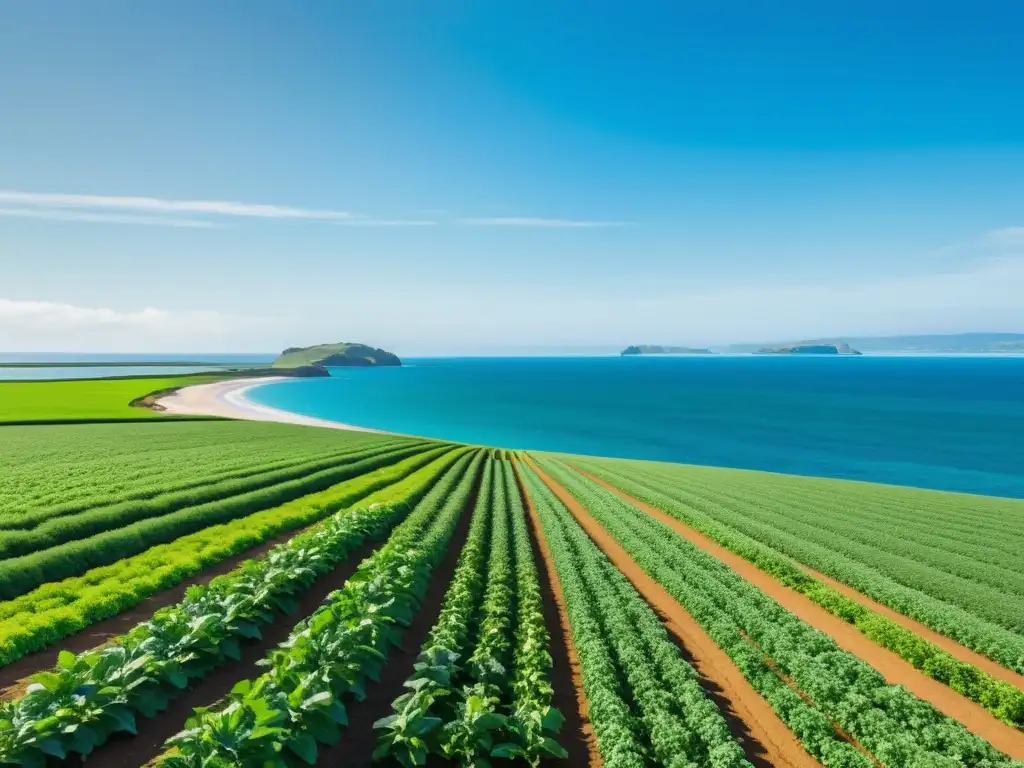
[156,376,393,434]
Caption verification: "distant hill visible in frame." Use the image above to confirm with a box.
[730,333,1024,354]
[272,342,402,369]
[756,343,861,356]
[621,345,713,356]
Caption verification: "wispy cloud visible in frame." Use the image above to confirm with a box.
[0,207,219,229]
[337,219,438,227]
[0,190,355,221]
[0,298,227,330]
[459,217,622,228]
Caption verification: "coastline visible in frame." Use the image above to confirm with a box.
[156,376,392,434]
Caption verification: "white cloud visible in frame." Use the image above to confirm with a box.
[0,298,228,331]
[0,190,355,221]
[460,217,621,228]
[0,207,219,229]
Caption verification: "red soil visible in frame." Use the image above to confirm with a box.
[576,467,1024,760]
[525,457,820,768]
[513,459,602,768]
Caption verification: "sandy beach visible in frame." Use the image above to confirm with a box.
[157,376,389,433]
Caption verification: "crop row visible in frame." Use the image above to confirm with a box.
[687,468,1024,577]
[375,458,497,764]
[504,458,565,764]
[376,456,567,765]
[159,450,484,766]
[0,447,465,766]
[519,459,749,768]
[563,458,1024,727]
[537,456,1013,768]
[573,456,1024,676]
[0,446,460,667]
[0,436,413,532]
[0,439,417,558]
[0,442,430,602]
[1,421,399,518]
[603,458,1024,630]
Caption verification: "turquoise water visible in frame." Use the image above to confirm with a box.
[247,356,1024,498]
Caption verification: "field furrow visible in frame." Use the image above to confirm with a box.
[572,455,1024,676]
[531,455,1022,766]
[520,457,791,768]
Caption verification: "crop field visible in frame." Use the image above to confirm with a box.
[1,410,1023,766]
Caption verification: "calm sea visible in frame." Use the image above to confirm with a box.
[246,355,1024,498]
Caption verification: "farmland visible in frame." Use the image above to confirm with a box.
[1,391,1023,766]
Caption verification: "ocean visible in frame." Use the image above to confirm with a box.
[246,355,1024,498]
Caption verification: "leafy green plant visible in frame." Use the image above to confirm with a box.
[374,459,496,766]
[0,449,466,766]
[156,451,484,767]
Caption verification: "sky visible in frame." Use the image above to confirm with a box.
[1,1,1023,354]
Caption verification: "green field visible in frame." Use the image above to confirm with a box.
[1,378,1022,767]
[0,374,228,423]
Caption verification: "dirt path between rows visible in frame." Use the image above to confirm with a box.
[572,466,1024,759]
[513,459,602,768]
[316,461,484,767]
[524,457,820,768]
[574,468,1024,693]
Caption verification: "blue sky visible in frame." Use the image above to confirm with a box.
[1,1,1023,353]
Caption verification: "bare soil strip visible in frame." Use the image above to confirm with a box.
[575,467,1024,693]
[0,520,320,698]
[68,536,388,768]
[513,459,602,768]
[574,467,1024,759]
[313,465,483,767]
[525,457,820,768]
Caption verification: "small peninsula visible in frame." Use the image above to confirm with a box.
[757,343,862,355]
[272,342,402,370]
[621,345,713,356]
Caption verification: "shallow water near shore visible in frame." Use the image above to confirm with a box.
[246,355,1024,498]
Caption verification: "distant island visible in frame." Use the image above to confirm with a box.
[730,333,1024,354]
[757,343,862,355]
[621,345,713,356]
[272,342,402,370]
